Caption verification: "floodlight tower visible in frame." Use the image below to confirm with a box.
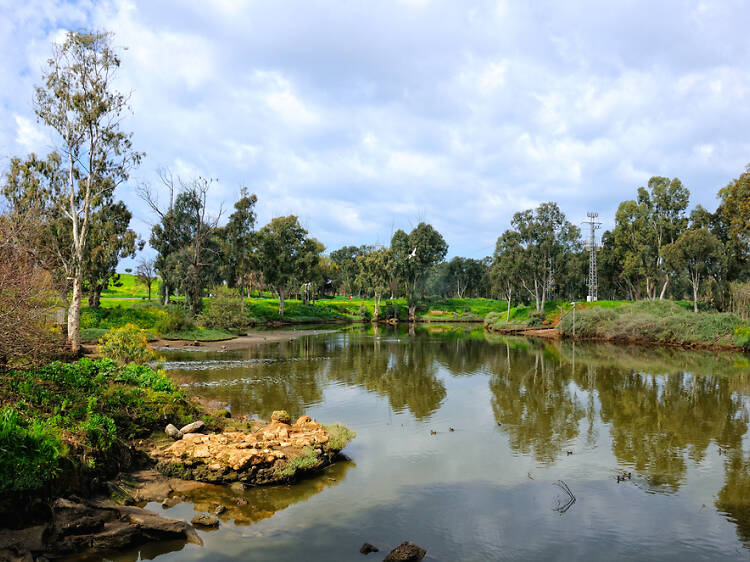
[583,212,601,302]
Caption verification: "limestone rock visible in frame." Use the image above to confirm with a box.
[179,420,206,434]
[360,542,379,554]
[271,410,291,424]
[384,541,426,561]
[191,513,219,527]
[165,424,182,440]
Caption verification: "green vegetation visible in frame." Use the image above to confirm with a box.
[557,300,747,348]
[101,272,159,299]
[99,324,157,364]
[0,359,200,493]
[275,446,319,478]
[323,423,356,452]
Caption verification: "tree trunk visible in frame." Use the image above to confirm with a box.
[659,275,670,300]
[408,304,416,322]
[88,283,103,308]
[506,288,512,323]
[147,282,152,301]
[163,285,170,306]
[373,293,381,321]
[278,289,285,316]
[692,273,700,313]
[67,277,82,353]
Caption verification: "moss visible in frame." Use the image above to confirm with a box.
[275,446,319,478]
[323,423,356,452]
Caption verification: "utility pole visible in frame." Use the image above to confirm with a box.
[582,212,601,302]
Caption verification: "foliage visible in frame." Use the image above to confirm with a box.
[0,359,198,493]
[730,282,750,321]
[275,446,319,477]
[557,300,745,348]
[357,304,372,321]
[99,324,157,365]
[323,423,356,452]
[735,326,750,351]
[155,307,196,334]
[663,228,724,312]
[199,287,252,333]
[82,303,166,331]
[0,407,64,492]
[135,258,157,301]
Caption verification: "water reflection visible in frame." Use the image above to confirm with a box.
[160,326,750,557]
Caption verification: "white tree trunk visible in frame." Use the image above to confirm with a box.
[67,276,82,353]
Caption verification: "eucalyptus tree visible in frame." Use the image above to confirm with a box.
[663,228,724,312]
[609,177,690,300]
[391,223,448,320]
[255,216,323,315]
[511,202,580,312]
[446,256,486,298]
[219,188,258,310]
[357,247,394,319]
[33,31,142,351]
[491,230,525,321]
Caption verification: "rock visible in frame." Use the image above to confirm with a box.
[236,498,248,506]
[384,541,426,561]
[271,410,291,424]
[161,496,182,509]
[165,424,182,440]
[295,415,312,425]
[179,420,206,434]
[229,482,246,494]
[191,513,220,528]
[360,542,379,554]
[214,505,226,515]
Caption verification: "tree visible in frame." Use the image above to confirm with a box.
[609,177,689,300]
[218,188,258,310]
[491,230,524,322]
[136,257,156,301]
[83,201,141,307]
[144,174,221,314]
[33,31,142,352]
[663,228,724,313]
[511,202,580,312]
[715,165,750,282]
[446,256,486,298]
[255,216,322,315]
[330,245,366,295]
[391,223,448,320]
[357,247,394,319]
[0,212,60,367]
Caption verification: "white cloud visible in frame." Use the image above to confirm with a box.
[1,0,749,259]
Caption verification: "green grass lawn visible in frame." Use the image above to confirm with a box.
[101,273,160,299]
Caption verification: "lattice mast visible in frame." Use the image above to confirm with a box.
[583,212,601,302]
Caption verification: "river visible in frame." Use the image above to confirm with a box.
[115,323,750,561]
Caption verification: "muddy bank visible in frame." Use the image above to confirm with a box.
[152,328,339,352]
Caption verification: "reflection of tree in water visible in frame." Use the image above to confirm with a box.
[716,452,750,548]
[488,340,585,463]
[326,334,446,419]
[170,338,331,420]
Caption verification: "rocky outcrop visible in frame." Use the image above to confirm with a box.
[384,541,427,561]
[0,497,201,561]
[151,416,353,486]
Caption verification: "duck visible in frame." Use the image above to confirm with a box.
[566,450,573,456]
[430,430,437,435]
[449,427,455,432]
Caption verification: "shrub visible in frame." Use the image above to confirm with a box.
[484,311,502,327]
[526,311,547,328]
[358,304,372,321]
[382,303,401,320]
[736,326,750,351]
[199,287,251,333]
[99,324,157,365]
[155,307,195,335]
[324,423,356,452]
[0,407,64,492]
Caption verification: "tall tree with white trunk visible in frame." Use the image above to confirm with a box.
[33,30,141,352]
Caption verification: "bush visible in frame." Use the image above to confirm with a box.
[484,311,502,327]
[526,311,547,328]
[736,326,750,351]
[358,304,372,321]
[99,324,157,365]
[0,407,64,492]
[199,288,251,333]
[382,303,401,320]
[155,307,195,334]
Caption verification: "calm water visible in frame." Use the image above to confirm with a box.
[118,324,750,561]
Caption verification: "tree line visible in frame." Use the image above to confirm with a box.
[2,30,749,356]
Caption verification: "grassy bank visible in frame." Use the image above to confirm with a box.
[557,300,749,350]
[0,359,207,496]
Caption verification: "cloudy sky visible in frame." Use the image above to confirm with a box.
[1,0,749,260]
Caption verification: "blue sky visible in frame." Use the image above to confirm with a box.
[1,0,749,261]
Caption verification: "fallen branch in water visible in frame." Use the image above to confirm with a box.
[552,480,576,514]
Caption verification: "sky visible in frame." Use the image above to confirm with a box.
[1,0,749,262]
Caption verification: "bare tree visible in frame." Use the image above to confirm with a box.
[135,257,157,301]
